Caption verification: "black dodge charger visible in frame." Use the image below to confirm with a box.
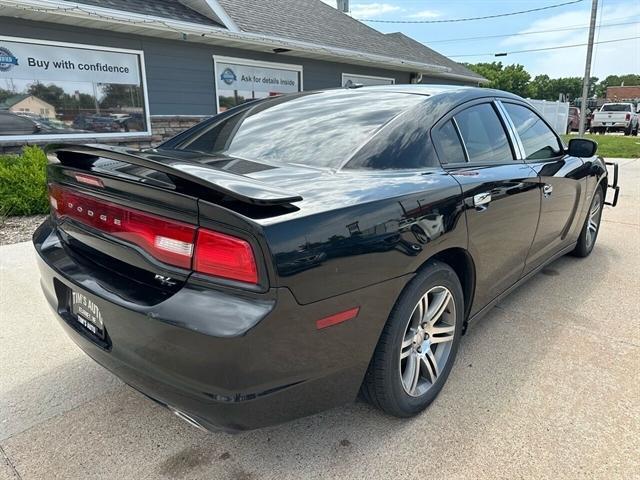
[34,85,619,431]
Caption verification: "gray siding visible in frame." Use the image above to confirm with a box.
[0,18,429,116]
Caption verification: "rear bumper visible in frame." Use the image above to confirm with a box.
[590,121,629,129]
[33,220,407,431]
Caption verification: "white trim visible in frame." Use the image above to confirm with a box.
[0,33,146,56]
[213,55,304,114]
[0,34,152,142]
[0,0,489,83]
[341,73,396,86]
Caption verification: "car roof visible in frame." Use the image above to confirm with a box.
[350,84,523,101]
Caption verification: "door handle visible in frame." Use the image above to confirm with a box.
[473,192,492,210]
[543,184,553,198]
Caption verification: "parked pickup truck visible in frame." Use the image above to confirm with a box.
[590,103,638,135]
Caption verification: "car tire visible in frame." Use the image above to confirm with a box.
[632,123,639,136]
[624,125,631,136]
[572,186,604,258]
[360,260,464,417]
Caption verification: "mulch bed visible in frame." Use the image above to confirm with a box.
[0,215,47,246]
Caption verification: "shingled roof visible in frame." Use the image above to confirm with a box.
[73,0,224,27]
[37,0,484,83]
[216,0,481,80]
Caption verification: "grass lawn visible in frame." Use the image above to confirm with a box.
[561,134,640,158]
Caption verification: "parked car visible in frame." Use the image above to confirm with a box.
[34,86,619,432]
[567,106,580,132]
[0,110,41,135]
[590,102,639,135]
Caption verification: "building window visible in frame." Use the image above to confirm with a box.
[213,56,303,113]
[0,36,150,140]
[342,73,395,88]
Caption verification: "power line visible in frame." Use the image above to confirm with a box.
[419,19,640,44]
[357,0,585,23]
[449,36,639,57]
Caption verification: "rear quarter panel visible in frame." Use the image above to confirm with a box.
[262,170,466,304]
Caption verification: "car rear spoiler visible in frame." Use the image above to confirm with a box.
[46,144,303,206]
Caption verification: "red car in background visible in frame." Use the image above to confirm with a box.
[567,107,580,132]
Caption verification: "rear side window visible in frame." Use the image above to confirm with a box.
[345,104,440,170]
[433,120,466,163]
[503,103,562,160]
[453,103,514,164]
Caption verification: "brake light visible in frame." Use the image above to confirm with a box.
[49,184,196,268]
[625,113,631,121]
[194,229,258,284]
[49,184,260,284]
[75,173,104,188]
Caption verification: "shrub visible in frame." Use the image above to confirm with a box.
[0,146,49,216]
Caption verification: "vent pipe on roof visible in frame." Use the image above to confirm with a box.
[337,0,349,13]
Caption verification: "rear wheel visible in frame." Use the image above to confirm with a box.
[572,187,604,257]
[361,261,464,417]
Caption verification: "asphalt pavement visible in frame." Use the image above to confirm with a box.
[1,158,638,480]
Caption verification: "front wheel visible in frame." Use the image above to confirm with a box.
[361,261,464,417]
[572,187,604,257]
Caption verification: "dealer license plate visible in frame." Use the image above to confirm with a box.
[71,291,104,337]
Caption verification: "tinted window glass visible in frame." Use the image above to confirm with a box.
[504,103,562,160]
[346,105,439,169]
[454,103,513,164]
[170,91,424,169]
[434,120,465,163]
[600,104,631,112]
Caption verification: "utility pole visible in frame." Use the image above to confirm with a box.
[578,0,598,136]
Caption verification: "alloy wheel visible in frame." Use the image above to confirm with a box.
[399,286,456,397]
[586,193,602,249]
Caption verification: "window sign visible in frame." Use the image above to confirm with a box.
[0,37,150,140]
[214,56,302,112]
[342,73,395,88]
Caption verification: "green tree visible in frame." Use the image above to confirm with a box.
[27,82,65,106]
[596,74,640,97]
[99,84,142,110]
[0,88,13,104]
[464,62,531,97]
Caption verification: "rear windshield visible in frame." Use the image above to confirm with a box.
[167,90,424,169]
[600,104,631,112]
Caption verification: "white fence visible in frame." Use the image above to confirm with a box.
[526,99,570,134]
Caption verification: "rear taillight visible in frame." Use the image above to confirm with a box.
[194,229,258,284]
[625,113,631,121]
[49,185,196,268]
[49,184,259,284]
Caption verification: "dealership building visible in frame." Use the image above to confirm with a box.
[0,0,484,151]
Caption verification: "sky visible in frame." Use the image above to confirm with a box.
[323,0,640,79]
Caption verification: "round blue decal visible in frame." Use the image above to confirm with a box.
[220,67,237,86]
[0,46,18,72]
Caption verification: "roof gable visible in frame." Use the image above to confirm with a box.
[0,94,31,109]
[216,0,442,70]
[15,0,485,83]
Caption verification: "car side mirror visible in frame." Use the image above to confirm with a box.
[567,138,597,157]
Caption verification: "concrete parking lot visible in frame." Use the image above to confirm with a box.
[1,158,639,480]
